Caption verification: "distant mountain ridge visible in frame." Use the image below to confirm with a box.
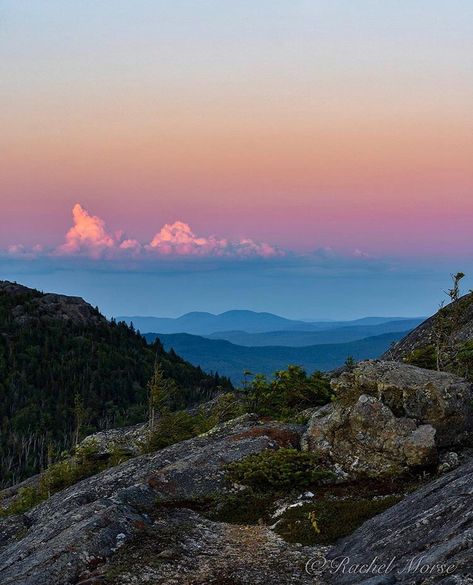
[145,330,409,383]
[205,318,423,347]
[119,310,422,336]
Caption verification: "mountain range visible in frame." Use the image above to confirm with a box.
[119,310,422,382]
[119,310,421,336]
[205,318,422,346]
[145,330,408,383]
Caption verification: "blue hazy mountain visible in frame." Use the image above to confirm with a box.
[144,331,408,384]
[205,318,423,347]
[119,310,421,336]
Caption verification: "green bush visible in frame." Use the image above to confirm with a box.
[275,497,401,545]
[142,410,201,452]
[142,392,244,453]
[39,449,107,496]
[205,392,245,426]
[208,489,273,525]
[458,341,473,379]
[1,440,112,515]
[404,345,437,370]
[0,486,45,516]
[226,448,333,492]
[243,366,332,419]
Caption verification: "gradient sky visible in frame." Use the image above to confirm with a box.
[1,1,472,318]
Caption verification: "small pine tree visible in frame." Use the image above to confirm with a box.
[434,272,466,371]
[73,393,86,446]
[344,356,356,371]
[147,363,175,431]
[448,272,465,303]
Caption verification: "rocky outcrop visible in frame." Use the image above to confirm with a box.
[302,361,473,478]
[0,416,309,585]
[80,423,148,458]
[384,292,473,362]
[325,457,473,584]
[0,280,105,327]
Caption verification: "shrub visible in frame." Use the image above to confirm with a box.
[205,392,245,426]
[275,496,401,545]
[142,392,244,453]
[458,341,473,379]
[142,410,200,452]
[208,489,273,525]
[404,345,437,370]
[243,366,332,419]
[1,440,110,515]
[0,486,45,516]
[226,448,333,492]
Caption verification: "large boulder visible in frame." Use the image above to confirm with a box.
[302,361,473,478]
[324,457,473,584]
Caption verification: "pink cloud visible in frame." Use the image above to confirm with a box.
[119,238,142,253]
[45,204,282,259]
[353,248,375,259]
[56,204,118,258]
[6,243,43,257]
[147,221,281,257]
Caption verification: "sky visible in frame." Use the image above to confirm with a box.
[1,1,472,318]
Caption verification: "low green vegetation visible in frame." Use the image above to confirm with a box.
[211,451,411,546]
[458,340,473,379]
[274,496,401,545]
[243,365,332,419]
[404,345,437,370]
[207,489,273,525]
[226,448,333,491]
[141,392,244,453]
[2,486,44,516]
[141,409,208,452]
[406,273,473,379]
[208,468,408,545]
[0,440,131,516]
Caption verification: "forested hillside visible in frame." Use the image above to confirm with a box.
[0,282,231,486]
[148,330,408,383]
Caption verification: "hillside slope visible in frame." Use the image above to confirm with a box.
[0,282,230,486]
[384,292,473,376]
[146,331,408,383]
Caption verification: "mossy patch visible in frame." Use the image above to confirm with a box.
[207,489,273,525]
[404,345,437,370]
[0,440,132,516]
[226,448,333,492]
[274,496,401,545]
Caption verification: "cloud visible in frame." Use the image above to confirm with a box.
[6,243,44,258]
[2,204,384,273]
[6,203,282,261]
[353,248,374,259]
[147,221,281,258]
[56,204,119,258]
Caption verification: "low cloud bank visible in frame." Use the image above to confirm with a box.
[6,203,283,260]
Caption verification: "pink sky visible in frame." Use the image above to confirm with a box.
[1,1,472,258]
